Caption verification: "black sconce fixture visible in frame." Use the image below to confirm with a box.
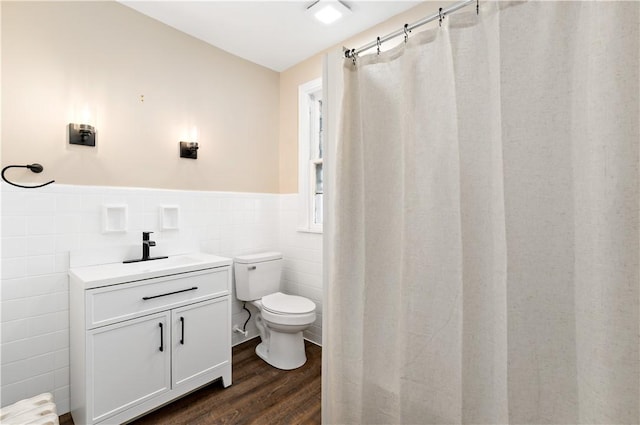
[68,123,96,146]
[179,141,199,159]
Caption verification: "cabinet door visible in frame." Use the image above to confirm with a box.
[88,311,170,423]
[172,297,229,388]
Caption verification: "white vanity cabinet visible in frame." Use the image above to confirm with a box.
[89,311,171,423]
[70,254,232,425]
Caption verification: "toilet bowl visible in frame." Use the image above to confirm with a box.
[234,252,316,370]
[251,292,316,370]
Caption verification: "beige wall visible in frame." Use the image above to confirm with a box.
[278,1,447,193]
[1,1,280,193]
[278,56,323,193]
[2,1,448,194]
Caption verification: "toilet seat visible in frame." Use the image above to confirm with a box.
[260,292,316,326]
[262,292,315,315]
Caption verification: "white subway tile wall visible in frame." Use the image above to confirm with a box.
[279,195,323,345]
[0,184,322,414]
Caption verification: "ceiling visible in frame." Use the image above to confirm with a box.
[119,1,423,72]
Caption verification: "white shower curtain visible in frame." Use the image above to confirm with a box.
[326,2,639,424]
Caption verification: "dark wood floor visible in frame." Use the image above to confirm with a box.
[60,338,321,425]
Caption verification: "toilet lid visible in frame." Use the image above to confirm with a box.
[262,292,315,315]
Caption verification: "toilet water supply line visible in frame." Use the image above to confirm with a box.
[233,302,252,337]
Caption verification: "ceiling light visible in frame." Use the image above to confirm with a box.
[307,1,351,25]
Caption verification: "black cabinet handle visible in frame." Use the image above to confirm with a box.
[159,322,164,352]
[142,287,198,301]
[180,317,185,345]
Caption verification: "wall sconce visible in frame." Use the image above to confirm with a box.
[68,123,96,146]
[179,141,199,159]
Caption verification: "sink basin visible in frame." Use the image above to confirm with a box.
[126,255,201,270]
[69,253,232,289]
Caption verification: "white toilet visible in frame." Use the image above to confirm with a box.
[234,252,316,370]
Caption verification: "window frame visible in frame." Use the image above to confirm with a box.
[298,77,323,234]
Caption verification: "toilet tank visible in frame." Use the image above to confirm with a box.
[234,252,283,301]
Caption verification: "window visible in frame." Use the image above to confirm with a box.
[298,78,323,233]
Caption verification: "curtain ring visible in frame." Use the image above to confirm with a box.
[403,24,410,43]
[376,37,381,55]
[439,7,444,27]
[476,0,479,15]
[351,49,357,66]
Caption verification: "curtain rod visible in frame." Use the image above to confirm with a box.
[344,0,476,58]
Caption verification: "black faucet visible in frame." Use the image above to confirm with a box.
[142,231,155,260]
[123,231,169,263]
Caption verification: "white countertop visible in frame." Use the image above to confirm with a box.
[69,252,232,289]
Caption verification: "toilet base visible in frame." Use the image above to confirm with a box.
[255,341,269,363]
[255,330,307,370]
